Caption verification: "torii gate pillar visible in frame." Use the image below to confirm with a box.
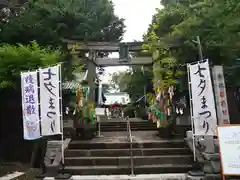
[87,51,96,102]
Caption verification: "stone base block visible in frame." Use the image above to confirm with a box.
[203,174,221,180]
[202,153,220,161]
[186,175,204,180]
[203,161,221,173]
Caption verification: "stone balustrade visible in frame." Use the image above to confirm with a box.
[185,130,221,180]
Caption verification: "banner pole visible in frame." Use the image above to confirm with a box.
[97,82,102,137]
[187,64,197,162]
[98,116,101,137]
[196,36,204,61]
[59,63,64,165]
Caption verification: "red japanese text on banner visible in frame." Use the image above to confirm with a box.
[212,66,230,125]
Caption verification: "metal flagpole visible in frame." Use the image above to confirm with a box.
[187,64,197,162]
[196,36,204,61]
[58,63,71,179]
[97,82,102,137]
[141,66,147,104]
[192,36,204,61]
[59,63,64,165]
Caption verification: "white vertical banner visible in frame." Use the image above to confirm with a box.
[188,60,217,136]
[212,66,230,125]
[21,71,41,140]
[40,65,61,136]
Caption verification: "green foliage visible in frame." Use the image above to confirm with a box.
[110,66,153,101]
[171,0,240,65]
[102,83,111,93]
[0,0,125,46]
[0,41,61,89]
[123,104,135,118]
[0,0,126,86]
[145,0,240,88]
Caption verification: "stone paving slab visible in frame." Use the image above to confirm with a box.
[0,172,25,180]
[71,131,183,143]
[44,173,187,180]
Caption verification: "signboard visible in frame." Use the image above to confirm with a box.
[212,66,230,125]
[188,60,217,135]
[21,71,41,140]
[39,65,61,136]
[95,108,105,116]
[218,125,240,175]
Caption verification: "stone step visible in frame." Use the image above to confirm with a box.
[99,121,157,132]
[100,124,156,128]
[64,164,193,175]
[100,121,152,124]
[100,124,155,126]
[45,174,187,180]
[64,155,193,166]
[100,126,156,130]
[100,127,157,132]
[68,140,186,149]
[101,124,155,127]
[100,123,190,133]
[65,147,191,157]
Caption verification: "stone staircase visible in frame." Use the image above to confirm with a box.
[100,119,157,131]
[64,138,193,175]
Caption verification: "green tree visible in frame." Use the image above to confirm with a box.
[111,66,153,101]
[0,41,61,89]
[102,83,111,93]
[0,41,62,162]
[145,0,240,89]
[0,0,125,46]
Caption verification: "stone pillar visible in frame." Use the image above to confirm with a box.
[87,51,96,102]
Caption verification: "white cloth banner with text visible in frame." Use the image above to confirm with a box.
[188,60,217,136]
[21,71,41,140]
[40,65,61,136]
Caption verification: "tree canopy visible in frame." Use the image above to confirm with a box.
[0,41,61,89]
[0,0,126,89]
[144,0,240,89]
[110,66,153,101]
[0,0,125,46]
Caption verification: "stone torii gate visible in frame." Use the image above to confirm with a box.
[63,39,153,102]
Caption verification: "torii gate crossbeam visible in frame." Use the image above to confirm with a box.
[63,39,154,102]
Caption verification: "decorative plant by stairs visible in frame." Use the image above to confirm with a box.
[73,101,96,139]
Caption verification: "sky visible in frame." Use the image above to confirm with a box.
[101,0,162,84]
